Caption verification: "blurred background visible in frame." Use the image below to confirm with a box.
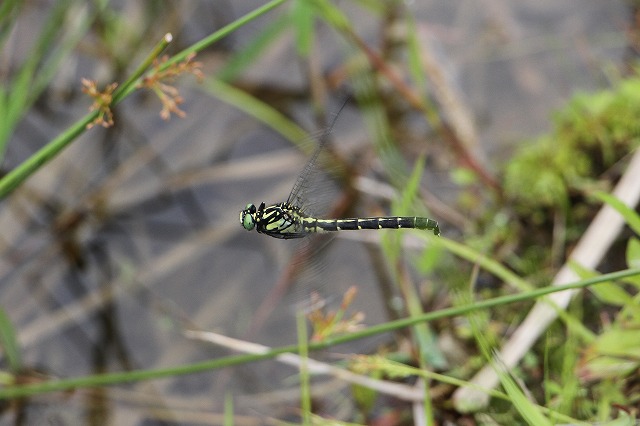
[0,0,636,424]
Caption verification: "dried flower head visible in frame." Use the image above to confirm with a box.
[139,53,204,120]
[307,286,365,342]
[81,79,118,128]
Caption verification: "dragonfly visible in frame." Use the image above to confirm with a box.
[239,100,440,239]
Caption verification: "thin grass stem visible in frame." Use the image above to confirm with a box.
[0,267,638,400]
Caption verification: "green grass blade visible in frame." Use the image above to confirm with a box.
[432,236,533,292]
[31,0,109,103]
[0,0,72,156]
[498,367,552,426]
[0,308,21,373]
[467,295,552,425]
[353,356,586,424]
[224,393,234,426]
[164,0,287,68]
[591,190,640,236]
[354,85,411,188]
[297,310,311,424]
[202,77,309,146]
[405,11,442,129]
[1,268,638,400]
[0,112,98,198]
[395,154,425,214]
[215,13,289,82]
[0,0,22,49]
[0,33,173,199]
[291,0,315,56]
[628,237,640,270]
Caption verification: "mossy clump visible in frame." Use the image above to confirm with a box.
[504,78,640,214]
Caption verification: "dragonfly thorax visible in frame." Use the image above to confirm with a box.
[239,202,309,239]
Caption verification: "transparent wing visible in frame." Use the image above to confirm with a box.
[286,98,350,218]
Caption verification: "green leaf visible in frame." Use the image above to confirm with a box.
[291,0,314,56]
[215,14,289,82]
[500,371,553,426]
[591,191,640,236]
[597,413,638,426]
[203,78,308,146]
[0,308,21,372]
[627,237,640,270]
[395,155,425,214]
[406,13,427,95]
[569,260,632,307]
[469,308,552,426]
[590,281,634,307]
[580,327,640,380]
[351,381,378,417]
[224,393,234,426]
[450,167,478,186]
[624,238,640,290]
[312,0,351,33]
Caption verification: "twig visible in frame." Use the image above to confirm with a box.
[184,329,424,402]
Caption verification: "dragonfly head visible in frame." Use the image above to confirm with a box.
[240,203,257,231]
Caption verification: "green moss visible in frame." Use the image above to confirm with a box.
[504,78,640,212]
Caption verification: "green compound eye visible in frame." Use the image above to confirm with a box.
[240,204,256,231]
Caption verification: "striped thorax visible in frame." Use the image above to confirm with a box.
[240,202,307,239]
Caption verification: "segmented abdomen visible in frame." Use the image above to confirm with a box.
[303,216,440,236]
